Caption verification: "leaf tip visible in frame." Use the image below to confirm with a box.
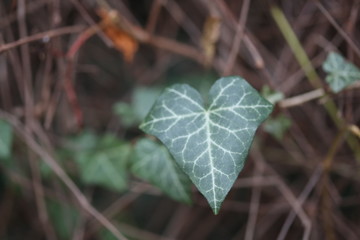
[212,208,220,215]
[208,200,222,215]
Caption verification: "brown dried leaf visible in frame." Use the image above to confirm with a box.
[201,16,221,66]
[98,9,138,62]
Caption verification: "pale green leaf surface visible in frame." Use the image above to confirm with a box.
[140,76,273,214]
[0,119,13,159]
[131,138,192,204]
[323,52,360,93]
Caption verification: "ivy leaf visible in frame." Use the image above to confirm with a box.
[113,103,138,127]
[140,76,273,214]
[0,119,13,159]
[99,229,118,240]
[132,87,163,120]
[114,87,162,126]
[264,114,292,141]
[322,52,360,93]
[261,85,284,104]
[47,200,79,240]
[70,132,130,192]
[131,138,192,204]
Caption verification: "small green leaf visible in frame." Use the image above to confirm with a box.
[0,119,13,159]
[322,52,360,93]
[113,102,138,126]
[264,114,292,140]
[131,138,192,204]
[133,87,163,120]
[140,76,273,214]
[261,85,284,104]
[71,132,130,192]
[69,130,98,150]
[100,229,121,240]
[47,200,79,240]
[114,87,162,126]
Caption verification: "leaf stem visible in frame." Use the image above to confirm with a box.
[279,88,324,108]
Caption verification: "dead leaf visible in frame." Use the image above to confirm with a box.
[201,16,221,66]
[97,9,138,62]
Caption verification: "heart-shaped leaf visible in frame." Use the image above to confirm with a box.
[140,76,273,214]
[322,52,360,93]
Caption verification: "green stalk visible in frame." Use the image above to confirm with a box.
[270,5,360,161]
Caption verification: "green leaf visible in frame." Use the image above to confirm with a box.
[261,85,284,104]
[167,72,218,99]
[40,132,98,179]
[113,102,138,127]
[140,76,273,214]
[322,52,360,93]
[131,138,192,204]
[114,87,162,126]
[71,132,130,192]
[70,130,99,150]
[47,200,79,240]
[0,119,13,159]
[99,229,118,240]
[133,87,163,120]
[264,114,292,140]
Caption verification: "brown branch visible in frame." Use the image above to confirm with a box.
[279,88,325,108]
[0,0,48,28]
[213,0,265,69]
[28,149,57,240]
[85,184,151,239]
[97,7,205,64]
[146,0,163,34]
[17,0,34,124]
[223,0,251,75]
[277,166,322,240]
[164,0,200,44]
[147,35,205,63]
[0,25,85,53]
[244,150,265,240]
[16,1,54,239]
[252,142,312,240]
[63,28,98,128]
[320,128,347,240]
[69,0,113,47]
[316,2,360,58]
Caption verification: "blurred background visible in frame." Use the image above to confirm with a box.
[0,0,360,239]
